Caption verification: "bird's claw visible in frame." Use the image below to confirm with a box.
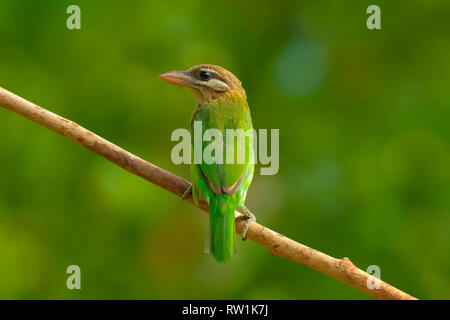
[237,205,256,241]
[180,184,192,202]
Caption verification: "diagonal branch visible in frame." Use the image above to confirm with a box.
[0,86,417,300]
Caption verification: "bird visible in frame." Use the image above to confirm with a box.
[159,64,255,263]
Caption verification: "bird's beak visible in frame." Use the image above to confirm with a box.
[159,70,195,87]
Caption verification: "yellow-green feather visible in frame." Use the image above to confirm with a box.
[190,93,254,263]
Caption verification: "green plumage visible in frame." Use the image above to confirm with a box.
[190,94,254,263]
[159,64,254,263]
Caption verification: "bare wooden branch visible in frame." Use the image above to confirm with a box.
[0,86,417,300]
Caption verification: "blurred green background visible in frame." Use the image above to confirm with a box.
[0,0,449,299]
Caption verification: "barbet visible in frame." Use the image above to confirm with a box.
[160,64,255,263]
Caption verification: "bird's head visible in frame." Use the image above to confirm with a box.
[159,64,246,105]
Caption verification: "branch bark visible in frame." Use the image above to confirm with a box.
[0,86,417,300]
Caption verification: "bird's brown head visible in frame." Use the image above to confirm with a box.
[159,64,246,105]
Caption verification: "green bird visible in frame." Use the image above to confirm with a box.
[160,64,255,263]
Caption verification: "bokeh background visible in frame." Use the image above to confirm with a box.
[0,0,449,299]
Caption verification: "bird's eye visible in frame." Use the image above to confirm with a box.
[197,70,213,81]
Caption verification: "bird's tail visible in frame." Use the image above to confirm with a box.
[209,194,235,263]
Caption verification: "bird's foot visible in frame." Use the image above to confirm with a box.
[237,205,256,241]
[180,184,192,202]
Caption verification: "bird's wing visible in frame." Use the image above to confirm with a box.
[192,101,253,196]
